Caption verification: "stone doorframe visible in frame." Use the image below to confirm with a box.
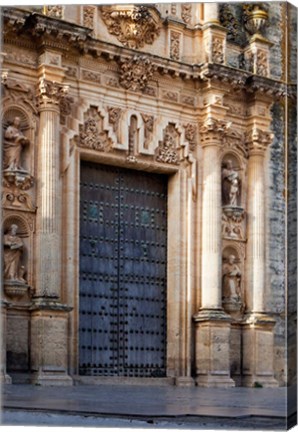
[61,112,198,385]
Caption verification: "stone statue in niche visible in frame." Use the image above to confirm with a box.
[3,117,30,172]
[222,254,241,301]
[3,224,26,283]
[222,160,241,206]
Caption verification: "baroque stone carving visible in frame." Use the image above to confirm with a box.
[181,4,192,24]
[211,38,224,64]
[222,254,241,301]
[38,79,73,124]
[82,69,101,83]
[222,160,241,207]
[222,207,245,240]
[108,107,122,133]
[3,223,29,298]
[83,6,95,29]
[184,123,197,151]
[101,5,161,49]
[163,91,178,102]
[119,56,155,92]
[244,4,268,37]
[46,5,64,19]
[256,51,268,77]
[3,116,34,190]
[156,124,180,165]
[181,95,195,106]
[171,4,177,15]
[141,114,154,149]
[170,31,181,61]
[245,128,274,154]
[199,118,232,146]
[78,107,110,151]
[219,4,245,44]
[2,189,35,211]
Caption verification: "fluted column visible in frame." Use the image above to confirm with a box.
[201,143,222,309]
[35,79,62,299]
[193,119,234,388]
[245,133,268,312]
[242,128,278,387]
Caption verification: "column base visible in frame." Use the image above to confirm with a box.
[242,375,279,388]
[242,313,278,388]
[195,374,235,388]
[31,370,73,386]
[30,298,73,386]
[193,309,234,388]
[175,376,195,387]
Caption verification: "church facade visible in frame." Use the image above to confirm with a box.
[1,3,296,387]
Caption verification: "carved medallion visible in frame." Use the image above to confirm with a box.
[101,5,161,49]
[119,56,155,92]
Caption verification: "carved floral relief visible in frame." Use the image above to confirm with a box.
[78,107,110,151]
[170,31,181,61]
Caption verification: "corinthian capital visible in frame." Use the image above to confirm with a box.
[199,118,232,147]
[245,128,274,155]
[38,78,68,106]
[37,78,73,122]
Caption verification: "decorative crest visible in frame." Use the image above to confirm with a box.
[119,56,156,92]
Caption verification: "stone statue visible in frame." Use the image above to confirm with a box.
[3,224,26,283]
[3,117,30,171]
[222,254,241,301]
[222,160,240,206]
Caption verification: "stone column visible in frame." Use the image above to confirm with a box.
[1,300,12,384]
[193,119,234,388]
[30,76,72,386]
[243,128,278,387]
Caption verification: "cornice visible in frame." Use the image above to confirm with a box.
[1,7,289,102]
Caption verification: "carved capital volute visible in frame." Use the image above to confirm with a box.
[199,118,232,148]
[245,128,274,156]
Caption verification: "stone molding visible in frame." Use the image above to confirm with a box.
[100,5,161,49]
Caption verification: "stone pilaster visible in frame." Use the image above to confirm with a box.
[243,128,278,387]
[193,118,234,388]
[1,300,12,384]
[202,3,227,65]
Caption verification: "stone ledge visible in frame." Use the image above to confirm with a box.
[193,308,232,323]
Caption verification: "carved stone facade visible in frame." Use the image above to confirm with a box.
[1,4,295,390]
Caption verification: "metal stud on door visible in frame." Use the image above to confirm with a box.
[79,162,167,377]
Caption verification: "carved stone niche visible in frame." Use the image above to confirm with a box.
[100,5,161,49]
[2,215,32,301]
[222,246,244,318]
[155,123,180,165]
[2,109,34,192]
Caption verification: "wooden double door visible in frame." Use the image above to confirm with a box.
[79,162,167,377]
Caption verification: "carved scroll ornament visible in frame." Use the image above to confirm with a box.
[101,5,161,49]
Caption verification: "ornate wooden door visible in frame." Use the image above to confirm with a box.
[79,162,167,377]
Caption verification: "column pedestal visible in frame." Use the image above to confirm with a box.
[242,313,278,388]
[194,309,235,388]
[1,300,12,384]
[30,299,73,386]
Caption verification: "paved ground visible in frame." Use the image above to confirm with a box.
[1,383,297,429]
